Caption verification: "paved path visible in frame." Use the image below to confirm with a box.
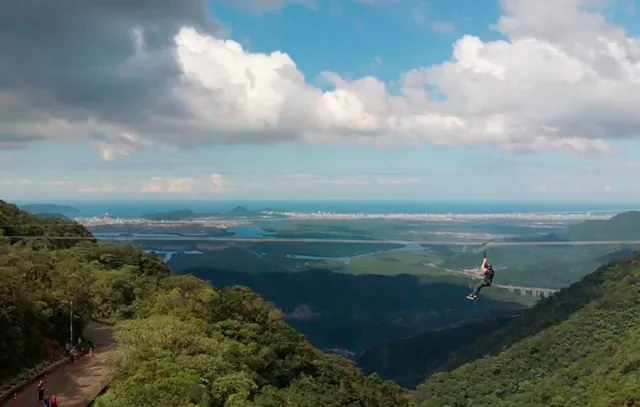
[3,323,115,407]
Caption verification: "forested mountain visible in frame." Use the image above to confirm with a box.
[412,255,640,406]
[568,210,640,240]
[356,246,640,404]
[0,200,410,406]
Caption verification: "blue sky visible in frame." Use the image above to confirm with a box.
[1,0,640,201]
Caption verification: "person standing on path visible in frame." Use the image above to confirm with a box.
[37,380,45,401]
[50,394,58,407]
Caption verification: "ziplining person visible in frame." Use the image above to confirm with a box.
[467,251,495,300]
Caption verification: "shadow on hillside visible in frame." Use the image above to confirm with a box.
[183,267,526,354]
[356,259,629,389]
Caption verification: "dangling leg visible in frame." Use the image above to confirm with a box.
[467,280,489,300]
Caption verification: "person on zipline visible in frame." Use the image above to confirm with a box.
[467,253,494,300]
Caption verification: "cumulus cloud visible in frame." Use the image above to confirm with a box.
[140,174,228,194]
[1,0,639,159]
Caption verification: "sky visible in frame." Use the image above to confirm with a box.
[1,0,640,201]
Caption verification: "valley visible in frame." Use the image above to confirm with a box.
[77,208,640,361]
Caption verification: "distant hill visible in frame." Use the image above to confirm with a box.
[412,254,640,406]
[182,267,525,354]
[19,203,80,216]
[568,210,640,240]
[142,205,284,221]
[226,205,252,217]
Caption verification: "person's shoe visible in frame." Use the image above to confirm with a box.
[466,294,476,300]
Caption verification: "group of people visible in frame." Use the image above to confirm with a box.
[37,380,58,407]
[35,338,95,407]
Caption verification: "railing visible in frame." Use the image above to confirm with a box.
[0,347,90,406]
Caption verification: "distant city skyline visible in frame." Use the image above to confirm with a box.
[1,0,639,200]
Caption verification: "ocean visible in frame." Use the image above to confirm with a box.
[14,200,640,219]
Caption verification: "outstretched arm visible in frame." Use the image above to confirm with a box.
[480,257,488,270]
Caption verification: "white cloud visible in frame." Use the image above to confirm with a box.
[1,0,640,160]
[140,177,199,193]
[210,174,225,192]
[138,174,228,194]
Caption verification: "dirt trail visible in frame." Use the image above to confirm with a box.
[2,322,115,407]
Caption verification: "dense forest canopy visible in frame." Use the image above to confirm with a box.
[0,200,411,406]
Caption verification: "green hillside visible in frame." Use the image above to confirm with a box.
[568,210,640,240]
[413,255,640,406]
[0,200,411,406]
[357,316,514,389]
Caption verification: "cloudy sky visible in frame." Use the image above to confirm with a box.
[1,0,640,201]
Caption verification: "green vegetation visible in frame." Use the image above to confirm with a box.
[0,201,166,379]
[0,200,411,406]
[357,317,514,389]
[185,268,525,353]
[0,201,95,249]
[412,255,640,406]
[568,210,640,240]
[165,242,407,274]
